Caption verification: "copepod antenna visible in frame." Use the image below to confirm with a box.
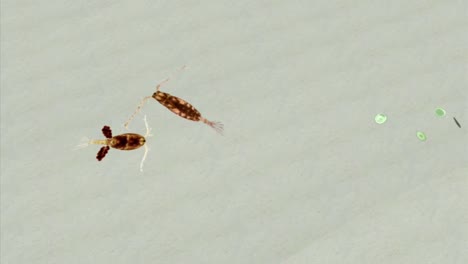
[140,115,152,172]
[143,115,153,137]
[124,96,153,130]
[73,137,91,150]
[155,64,188,91]
[140,144,149,172]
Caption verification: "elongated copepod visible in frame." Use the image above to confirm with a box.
[124,66,223,134]
[76,116,153,171]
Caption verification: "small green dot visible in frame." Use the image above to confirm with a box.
[375,114,387,124]
[435,108,446,117]
[416,131,427,141]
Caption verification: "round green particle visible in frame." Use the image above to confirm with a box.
[435,108,446,117]
[416,131,427,141]
[375,114,387,124]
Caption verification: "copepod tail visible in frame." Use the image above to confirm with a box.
[73,137,91,150]
[202,119,224,135]
[212,121,224,135]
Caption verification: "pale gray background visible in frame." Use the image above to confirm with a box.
[1,1,467,263]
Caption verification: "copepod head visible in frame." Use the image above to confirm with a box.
[153,91,167,103]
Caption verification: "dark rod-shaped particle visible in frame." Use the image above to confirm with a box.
[453,117,461,128]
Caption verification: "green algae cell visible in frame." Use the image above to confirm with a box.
[435,108,446,117]
[416,131,427,141]
[375,114,387,124]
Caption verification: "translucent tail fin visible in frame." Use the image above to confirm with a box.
[202,118,224,135]
[73,137,91,150]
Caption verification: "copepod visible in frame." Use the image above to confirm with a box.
[124,65,223,134]
[76,116,153,171]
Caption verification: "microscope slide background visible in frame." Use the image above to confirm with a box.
[1,1,467,263]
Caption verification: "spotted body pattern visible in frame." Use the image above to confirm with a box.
[153,90,223,134]
[124,66,223,134]
[153,91,202,121]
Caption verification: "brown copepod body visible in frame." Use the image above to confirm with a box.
[77,116,153,172]
[152,90,224,134]
[108,133,146,151]
[90,126,146,161]
[124,65,224,134]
